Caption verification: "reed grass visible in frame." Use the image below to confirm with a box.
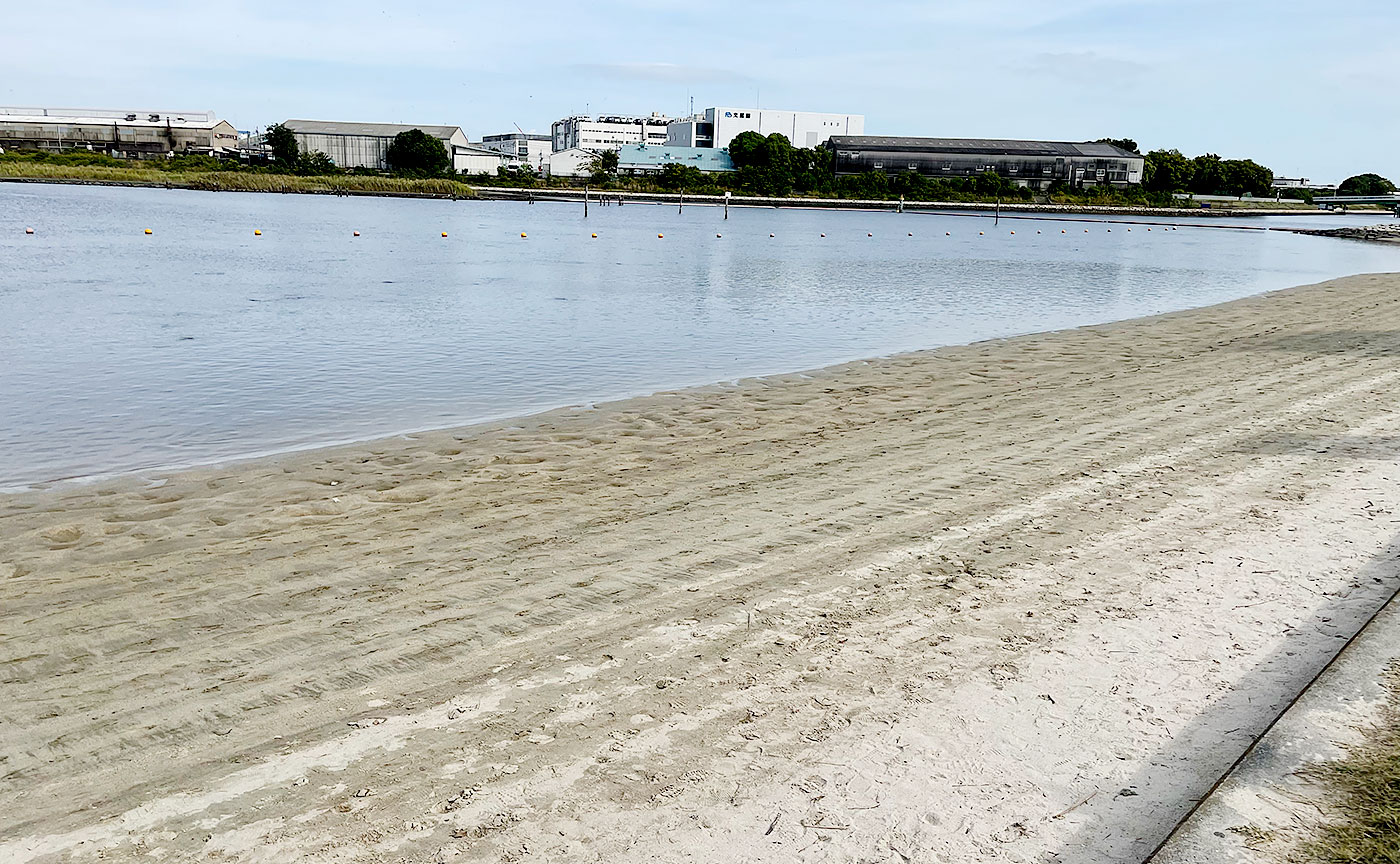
[0,162,475,197]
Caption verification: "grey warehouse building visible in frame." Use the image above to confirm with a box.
[277,120,479,172]
[826,137,1144,188]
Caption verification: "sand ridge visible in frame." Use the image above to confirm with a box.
[4,274,1400,862]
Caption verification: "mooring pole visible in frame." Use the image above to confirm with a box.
[724,191,730,220]
[678,191,683,214]
[584,185,589,218]
[995,198,1000,226]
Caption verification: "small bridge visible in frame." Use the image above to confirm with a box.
[1313,194,1400,215]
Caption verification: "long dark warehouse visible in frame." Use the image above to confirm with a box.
[825,136,1145,188]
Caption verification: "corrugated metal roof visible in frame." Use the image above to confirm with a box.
[282,119,464,140]
[828,136,1139,159]
[0,112,230,130]
[615,144,735,171]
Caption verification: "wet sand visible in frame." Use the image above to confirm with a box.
[4,273,1400,863]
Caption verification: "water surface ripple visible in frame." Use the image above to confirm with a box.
[2,184,1398,487]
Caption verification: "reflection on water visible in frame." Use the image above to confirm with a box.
[2,184,1398,487]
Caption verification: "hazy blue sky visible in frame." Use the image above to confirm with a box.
[5,1,1395,182]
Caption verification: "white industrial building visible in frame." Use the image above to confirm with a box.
[550,113,673,152]
[479,132,552,168]
[278,119,493,173]
[666,107,863,150]
[0,107,239,157]
[546,148,600,178]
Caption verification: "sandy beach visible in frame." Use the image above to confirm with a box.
[5,272,1400,863]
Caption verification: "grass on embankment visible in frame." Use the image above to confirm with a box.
[1303,661,1400,863]
[0,161,476,197]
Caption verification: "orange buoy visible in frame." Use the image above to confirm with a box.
[945,232,950,236]
[658,233,664,239]
[1010,231,1015,235]
[716,233,722,238]
[24,227,34,234]
[353,231,360,237]
[592,233,598,238]
[144,228,152,235]
[979,231,984,236]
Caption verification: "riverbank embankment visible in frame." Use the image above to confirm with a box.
[4,273,1400,863]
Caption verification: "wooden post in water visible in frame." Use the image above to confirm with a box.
[724,191,730,220]
[678,191,683,214]
[995,198,1000,226]
[584,185,589,218]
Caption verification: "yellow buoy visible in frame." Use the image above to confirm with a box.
[520,232,527,238]
[442,232,448,237]
[254,229,262,235]
[591,233,597,238]
[144,228,152,235]
[658,233,664,239]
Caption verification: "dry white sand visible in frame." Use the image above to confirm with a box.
[4,273,1400,863]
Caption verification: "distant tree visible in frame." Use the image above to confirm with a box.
[728,131,795,196]
[386,129,450,176]
[295,150,338,175]
[265,123,298,167]
[656,162,704,190]
[1143,149,1193,193]
[1096,137,1140,154]
[1337,173,1397,196]
[585,149,619,181]
[1189,153,1224,195]
[1219,158,1273,197]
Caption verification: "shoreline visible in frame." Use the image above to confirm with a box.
[3,173,1368,218]
[6,273,1400,862]
[0,272,1366,494]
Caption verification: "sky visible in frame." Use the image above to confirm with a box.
[4,1,1396,184]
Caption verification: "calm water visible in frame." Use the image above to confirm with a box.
[2,183,1398,488]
